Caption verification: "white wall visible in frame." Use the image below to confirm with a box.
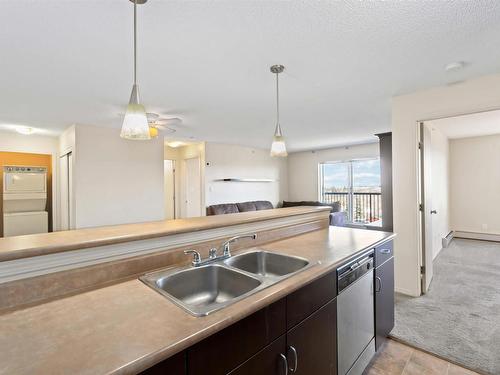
[429,126,450,259]
[204,142,288,208]
[0,130,60,230]
[392,72,500,296]
[450,133,500,235]
[287,143,380,201]
[72,124,165,228]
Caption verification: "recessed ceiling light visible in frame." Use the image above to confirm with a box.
[167,141,187,148]
[445,61,465,72]
[15,126,34,135]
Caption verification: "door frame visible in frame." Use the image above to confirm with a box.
[417,121,434,294]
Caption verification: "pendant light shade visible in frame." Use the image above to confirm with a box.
[121,84,150,140]
[270,65,287,157]
[120,0,151,140]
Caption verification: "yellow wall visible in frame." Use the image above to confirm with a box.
[0,151,53,236]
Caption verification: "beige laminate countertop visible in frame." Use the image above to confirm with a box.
[0,206,330,262]
[0,226,395,375]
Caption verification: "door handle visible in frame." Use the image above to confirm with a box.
[287,346,298,373]
[279,353,288,375]
[375,276,382,293]
[430,210,437,214]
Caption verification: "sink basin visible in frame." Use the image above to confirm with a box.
[224,250,309,278]
[141,264,261,316]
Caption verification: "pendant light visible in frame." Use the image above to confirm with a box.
[120,0,150,140]
[270,65,287,157]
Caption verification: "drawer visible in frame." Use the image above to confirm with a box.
[374,240,393,267]
[286,271,336,329]
[188,298,286,375]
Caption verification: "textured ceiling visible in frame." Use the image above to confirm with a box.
[1,1,500,151]
[429,109,500,139]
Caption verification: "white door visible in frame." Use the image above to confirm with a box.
[184,157,201,218]
[419,122,434,293]
[59,152,73,231]
[164,160,176,220]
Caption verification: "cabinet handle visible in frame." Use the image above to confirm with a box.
[279,353,288,375]
[379,248,391,255]
[375,276,382,293]
[288,346,298,373]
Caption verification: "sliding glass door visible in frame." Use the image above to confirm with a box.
[319,159,382,224]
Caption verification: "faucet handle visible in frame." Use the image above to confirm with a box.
[208,248,218,259]
[184,250,202,266]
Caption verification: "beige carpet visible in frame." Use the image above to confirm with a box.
[391,238,500,375]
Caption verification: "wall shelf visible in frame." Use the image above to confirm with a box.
[213,178,276,182]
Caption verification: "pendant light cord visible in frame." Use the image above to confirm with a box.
[134,0,137,85]
[275,72,280,126]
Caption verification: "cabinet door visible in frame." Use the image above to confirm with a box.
[188,298,286,374]
[286,271,336,329]
[286,299,337,375]
[375,257,395,351]
[138,351,185,375]
[229,336,287,375]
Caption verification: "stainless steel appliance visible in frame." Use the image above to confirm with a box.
[337,249,375,375]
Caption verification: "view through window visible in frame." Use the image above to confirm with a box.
[319,159,382,225]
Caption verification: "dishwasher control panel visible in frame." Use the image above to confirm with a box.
[337,250,374,293]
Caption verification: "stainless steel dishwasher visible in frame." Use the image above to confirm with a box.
[337,249,375,375]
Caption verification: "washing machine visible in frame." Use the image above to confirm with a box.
[3,166,48,236]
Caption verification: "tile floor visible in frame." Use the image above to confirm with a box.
[364,339,480,375]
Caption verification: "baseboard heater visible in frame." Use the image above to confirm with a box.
[442,231,454,248]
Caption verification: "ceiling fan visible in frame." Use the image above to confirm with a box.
[146,113,182,137]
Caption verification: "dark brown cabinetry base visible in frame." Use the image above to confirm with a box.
[374,251,395,351]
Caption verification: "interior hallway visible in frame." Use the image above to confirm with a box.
[391,239,500,375]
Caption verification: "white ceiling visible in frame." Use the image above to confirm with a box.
[1,1,500,151]
[428,109,500,139]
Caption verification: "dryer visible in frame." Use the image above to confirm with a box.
[3,166,48,236]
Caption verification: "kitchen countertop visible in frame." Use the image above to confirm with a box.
[0,206,330,262]
[0,226,395,375]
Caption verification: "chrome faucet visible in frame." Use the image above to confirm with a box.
[184,233,257,267]
[220,234,257,257]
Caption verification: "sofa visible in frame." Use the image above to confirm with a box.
[281,200,347,226]
[206,200,274,216]
[207,200,347,226]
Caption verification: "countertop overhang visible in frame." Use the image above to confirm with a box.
[0,226,395,375]
[0,206,331,262]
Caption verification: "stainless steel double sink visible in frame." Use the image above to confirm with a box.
[140,250,311,316]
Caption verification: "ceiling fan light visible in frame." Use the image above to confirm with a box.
[149,126,159,138]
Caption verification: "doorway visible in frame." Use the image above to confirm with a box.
[59,152,73,230]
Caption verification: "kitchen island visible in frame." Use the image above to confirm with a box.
[0,208,395,375]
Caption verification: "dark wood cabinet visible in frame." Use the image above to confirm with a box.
[374,256,395,350]
[286,299,337,375]
[286,271,336,329]
[229,336,287,375]
[374,240,393,268]
[139,351,186,375]
[188,298,286,375]
[375,132,393,232]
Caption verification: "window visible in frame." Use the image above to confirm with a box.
[319,158,382,224]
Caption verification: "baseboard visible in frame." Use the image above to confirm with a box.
[395,287,420,297]
[442,231,453,248]
[454,231,500,243]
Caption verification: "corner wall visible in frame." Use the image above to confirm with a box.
[450,133,500,235]
[392,73,500,296]
[73,124,165,228]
